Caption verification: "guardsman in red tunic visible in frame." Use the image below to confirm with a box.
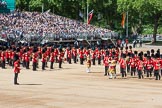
[137,54,144,79]
[72,47,77,63]
[119,54,127,78]
[97,49,101,65]
[153,53,161,80]
[5,48,10,65]
[79,47,84,65]
[32,47,38,71]
[50,48,55,69]
[58,48,64,68]
[13,54,20,85]
[103,51,109,76]
[1,47,6,69]
[91,48,96,65]
[129,54,136,76]
[67,48,72,64]
[42,48,47,70]
[146,56,153,77]
[25,48,30,69]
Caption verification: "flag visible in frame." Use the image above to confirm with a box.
[79,11,84,18]
[121,12,126,28]
[88,10,94,24]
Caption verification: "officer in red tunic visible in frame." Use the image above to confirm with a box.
[13,54,20,85]
[153,53,161,80]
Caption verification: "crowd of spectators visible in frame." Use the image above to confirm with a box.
[0,0,7,9]
[0,11,114,43]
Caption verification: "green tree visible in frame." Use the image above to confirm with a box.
[133,0,162,43]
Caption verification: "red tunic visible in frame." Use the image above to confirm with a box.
[14,61,20,73]
[103,56,109,66]
[137,60,143,70]
[119,58,126,69]
[153,60,160,70]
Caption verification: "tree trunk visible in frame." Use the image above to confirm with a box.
[152,14,161,43]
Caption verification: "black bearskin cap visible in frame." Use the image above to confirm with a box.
[129,46,132,49]
[151,49,154,54]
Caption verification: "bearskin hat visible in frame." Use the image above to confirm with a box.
[151,49,154,54]
[129,45,132,49]
[125,46,128,50]
[106,51,109,56]
[157,49,160,55]
[155,53,160,58]
[147,56,151,60]
[120,47,123,50]
[0,46,2,50]
[127,52,131,57]
[144,53,147,57]
[16,47,20,52]
[112,51,116,56]
[13,54,19,62]
[122,54,126,58]
[138,53,141,57]
[147,51,150,56]
[151,54,155,58]
[42,48,46,53]
[134,51,138,55]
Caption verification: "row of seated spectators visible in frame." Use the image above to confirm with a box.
[0,11,113,42]
[0,0,7,9]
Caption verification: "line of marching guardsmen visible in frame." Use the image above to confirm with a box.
[0,44,162,85]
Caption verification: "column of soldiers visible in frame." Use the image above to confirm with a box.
[0,44,162,84]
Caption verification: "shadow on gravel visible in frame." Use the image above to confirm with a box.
[20,84,43,85]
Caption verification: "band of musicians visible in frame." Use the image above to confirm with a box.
[0,43,162,85]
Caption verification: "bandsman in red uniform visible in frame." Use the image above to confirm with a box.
[86,55,91,73]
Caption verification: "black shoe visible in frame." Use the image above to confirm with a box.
[14,83,19,85]
[104,74,107,76]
